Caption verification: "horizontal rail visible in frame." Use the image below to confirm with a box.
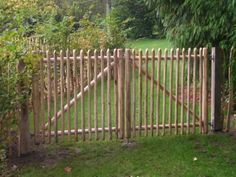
[42,54,202,62]
[41,123,199,136]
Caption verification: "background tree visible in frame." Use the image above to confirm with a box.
[110,0,162,39]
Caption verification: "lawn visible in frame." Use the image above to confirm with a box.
[126,38,172,51]
[13,133,236,177]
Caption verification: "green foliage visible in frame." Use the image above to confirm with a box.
[110,0,161,39]
[0,31,38,155]
[145,0,236,97]
[145,0,236,48]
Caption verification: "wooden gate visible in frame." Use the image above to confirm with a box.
[31,48,209,143]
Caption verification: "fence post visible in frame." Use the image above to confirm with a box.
[118,49,125,139]
[32,64,40,144]
[211,47,223,131]
[202,48,208,133]
[125,49,131,141]
[17,60,31,155]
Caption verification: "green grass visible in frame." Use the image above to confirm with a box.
[17,134,236,177]
[126,38,172,51]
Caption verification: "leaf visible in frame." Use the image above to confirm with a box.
[64,167,72,173]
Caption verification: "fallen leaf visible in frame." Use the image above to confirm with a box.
[64,167,72,173]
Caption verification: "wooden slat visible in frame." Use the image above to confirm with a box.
[107,49,112,140]
[47,51,52,143]
[101,50,105,140]
[60,50,65,140]
[80,50,85,141]
[40,58,45,142]
[193,48,197,133]
[53,51,58,143]
[199,48,203,133]
[156,49,161,135]
[138,50,143,136]
[180,48,186,134]
[66,49,71,139]
[162,49,168,135]
[94,50,98,140]
[125,49,131,140]
[87,50,92,140]
[32,65,40,144]
[73,50,78,141]
[114,49,119,138]
[187,48,191,134]
[150,49,155,136]
[226,47,234,131]
[145,49,148,136]
[202,48,208,133]
[118,49,125,138]
[132,50,136,137]
[175,48,180,135]
[168,49,174,134]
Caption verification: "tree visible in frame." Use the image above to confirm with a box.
[145,0,236,48]
[110,0,158,39]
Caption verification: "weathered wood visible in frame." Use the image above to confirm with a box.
[118,49,125,139]
[101,50,105,140]
[175,48,180,135]
[80,50,85,141]
[114,49,119,138]
[125,49,131,140]
[94,50,98,140]
[73,50,78,141]
[180,48,185,134]
[47,51,52,143]
[202,48,208,133]
[87,50,92,140]
[107,49,112,140]
[60,50,65,140]
[226,47,234,132]
[168,49,174,134]
[156,49,161,135]
[145,49,148,136]
[150,49,155,136]
[45,123,199,137]
[138,50,143,136]
[66,49,71,139]
[17,60,30,155]
[40,58,45,142]
[32,63,40,144]
[187,48,191,134]
[211,47,223,131]
[53,51,58,143]
[132,50,136,137]
[162,49,167,135]
[193,48,197,133]
[199,48,203,133]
